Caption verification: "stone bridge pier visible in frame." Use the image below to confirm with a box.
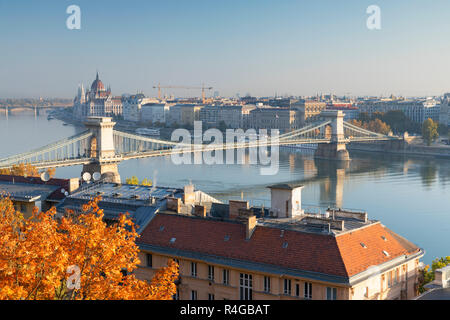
[82,117,121,183]
[314,110,350,161]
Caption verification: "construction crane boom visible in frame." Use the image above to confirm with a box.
[153,83,213,103]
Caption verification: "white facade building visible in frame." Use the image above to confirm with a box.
[122,94,159,122]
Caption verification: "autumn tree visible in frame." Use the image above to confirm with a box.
[422,118,439,146]
[125,176,152,186]
[349,118,391,135]
[418,256,450,293]
[0,196,178,300]
[0,164,56,179]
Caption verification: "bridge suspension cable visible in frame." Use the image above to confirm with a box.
[0,130,93,168]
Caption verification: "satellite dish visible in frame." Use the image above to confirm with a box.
[82,172,91,182]
[92,172,101,181]
[64,191,69,196]
[61,188,66,194]
[40,172,50,182]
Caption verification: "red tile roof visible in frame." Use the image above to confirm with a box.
[335,223,420,276]
[138,214,421,279]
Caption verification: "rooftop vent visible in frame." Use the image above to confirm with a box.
[224,235,230,242]
[282,242,288,249]
[159,226,165,232]
[360,242,367,249]
[382,250,390,257]
[381,236,387,241]
[170,238,176,244]
[280,230,285,238]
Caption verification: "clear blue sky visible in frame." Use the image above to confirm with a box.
[1,0,450,98]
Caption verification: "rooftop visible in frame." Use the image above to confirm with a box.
[67,182,183,205]
[0,179,62,202]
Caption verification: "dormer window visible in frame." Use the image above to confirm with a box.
[360,242,367,248]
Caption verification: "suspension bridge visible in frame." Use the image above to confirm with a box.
[0,110,402,183]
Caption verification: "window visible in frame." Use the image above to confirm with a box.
[284,279,291,295]
[326,287,337,300]
[223,269,230,285]
[208,265,215,281]
[395,269,399,285]
[208,294,215,301]
[146,254,152,268]
[388,271,393,288]
[304,282,312,300]
[263,276,271,293]
[191,290,197,300]
[239,273,253,300]
[364,287,369,298]
[191,262,197,278]
[295,284,300,297]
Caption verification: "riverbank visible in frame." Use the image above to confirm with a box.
[348,141,450,159]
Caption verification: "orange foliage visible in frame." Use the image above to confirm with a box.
[0,163,56,179]
[0,196,178,300]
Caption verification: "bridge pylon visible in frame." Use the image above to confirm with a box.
[314,110,350,161]
[82,117,121,183]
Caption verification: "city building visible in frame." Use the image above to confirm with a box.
[292,100,327,127]
[141,103,171,124]
[135,184,424,300]
[0,174,79,218]
[358,99,440,124]
[73,73,124,119]
[199,105,257,129]
[123,94,159,122]
[326,103,360,121]
[439,93,450,127]
[249,107,298,132]
[55,182,221,233]
[268,98,299,108]
[167,104,203,128]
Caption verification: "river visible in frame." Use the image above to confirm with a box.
[1,112,449,264]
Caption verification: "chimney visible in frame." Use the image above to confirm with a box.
[229,200,249,219]
[183,184,195,205]
[167,197,181,213]
[245,215,257,240]
[193,205,206,218]
[267,184,304,218]
[68,178,80,193]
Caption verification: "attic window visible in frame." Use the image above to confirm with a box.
[159,226,165,231]
[282,242,288,249]
[381,236,387,241]
[170,238,176,244]
[382,250,390,257]
[360,242,367,248]
[224,235,230,242]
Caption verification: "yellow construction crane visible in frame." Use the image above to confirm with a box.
[153,83,213,103]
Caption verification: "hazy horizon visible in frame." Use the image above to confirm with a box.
[1,0,450,99]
